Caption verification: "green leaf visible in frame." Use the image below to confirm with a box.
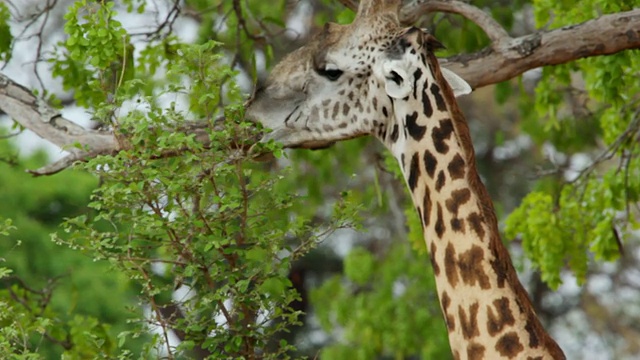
[344,248,375,286]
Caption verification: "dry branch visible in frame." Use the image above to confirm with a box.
[1,4,639,175]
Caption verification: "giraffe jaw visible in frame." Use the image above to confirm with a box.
[259,127,336,150]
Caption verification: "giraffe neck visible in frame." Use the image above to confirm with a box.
[379,62,565,360]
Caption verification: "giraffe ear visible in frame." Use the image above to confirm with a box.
[381,61,413,99]
[441,68,472,97]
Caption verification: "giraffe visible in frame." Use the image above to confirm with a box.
[245,0,566,359]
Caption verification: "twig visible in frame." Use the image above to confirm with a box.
[337,0,510,42]
[401,1,510,42]
[0,130,22,139]
[130,0,181,40]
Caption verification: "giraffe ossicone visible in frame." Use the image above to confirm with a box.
[245,0,566,359]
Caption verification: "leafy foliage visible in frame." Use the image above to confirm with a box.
[51,0,134,108]
[1,0,639,358]
[50,31,358,356]
[313,243,450,359]
[0,138,138,359]
[505,0,640,288]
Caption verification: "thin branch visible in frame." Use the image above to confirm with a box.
[26,152,93,176]
[0,130,23,139]
[401,0,510,42]
[130,0,181,39]
[338,0,510,42]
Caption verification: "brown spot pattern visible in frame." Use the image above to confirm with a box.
[423,150,437,178]
[444,242,459,288]
[450,218,465,233]
[412,68,422,99]
[423,187,432,226]
[441,291,455,331]
[342,103,350,116]
[525,320,540,348]
[390,124,399,142]
[467,212,485,239]
[435,203,445,238]
[447,153,465,180]
[430,242,440,275]
[487,297,516,336]
[490,257,508,288]
[445,188,471,215]
[406,111,426,141]
[435,170,445,192]
[422,85,433,117]
[458,302,480,339]
[432,119,453,154]
[431,82,447,111]
[458,245,491,289]
[332,102,340,118]
[466,343,486,360]
[407,152,420,192]
[495,331,525,358]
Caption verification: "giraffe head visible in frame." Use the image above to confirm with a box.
[245,0,471,150]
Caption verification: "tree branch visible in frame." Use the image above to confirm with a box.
[1,7,639,175]
[0,72,118,155]
[339,0,510,42]
[336,2,639,89]
[401,0,510,42]
[0,72,260,175]
[442,9,640,88]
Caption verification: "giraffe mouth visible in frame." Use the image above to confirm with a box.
[244,110,337,151]
[259,127,337,150]
[290,140,336,150]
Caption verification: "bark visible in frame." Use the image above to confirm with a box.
[443,9,640,88]
[0,73,117,175]
[1,5,639,175]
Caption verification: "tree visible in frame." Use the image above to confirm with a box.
[0,0,639,358]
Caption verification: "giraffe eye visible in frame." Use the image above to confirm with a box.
[316,64,343,81]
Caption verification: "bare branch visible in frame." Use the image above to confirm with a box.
[443,9,640,89]
[26,151,96,176]
[401,0,510,42]
[0,72,118,155]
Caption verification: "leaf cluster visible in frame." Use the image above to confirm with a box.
[506,0,640,287]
